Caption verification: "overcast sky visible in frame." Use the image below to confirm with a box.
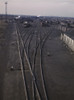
[0,0,74,17]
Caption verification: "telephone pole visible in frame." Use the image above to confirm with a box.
[5,2,8,22]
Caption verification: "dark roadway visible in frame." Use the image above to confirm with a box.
[0,23,12,100]
[0,22,25,100]
[42,36,74,100]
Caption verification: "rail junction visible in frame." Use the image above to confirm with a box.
[0,17,74,100]
[15,18,74,100]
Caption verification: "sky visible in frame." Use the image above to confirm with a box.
[0,0,74,17]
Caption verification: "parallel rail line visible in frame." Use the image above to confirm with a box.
[16,24,41,100]
[16,22,53,100]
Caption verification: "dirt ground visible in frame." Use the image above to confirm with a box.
[0,21,9,100]
[0,21,25,100]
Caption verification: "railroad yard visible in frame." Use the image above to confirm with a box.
[0,16,74,100]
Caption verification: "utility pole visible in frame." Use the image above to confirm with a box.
[5,2,8,22]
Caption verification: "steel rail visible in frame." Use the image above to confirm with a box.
[16,24,41,100]
[39,30,48,100]
[15,23,28,100]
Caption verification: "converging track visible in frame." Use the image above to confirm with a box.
[15,20,53,100]
[15,18,74,100]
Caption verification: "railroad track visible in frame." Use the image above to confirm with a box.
[16,24,41,100]
[15,21,53,100]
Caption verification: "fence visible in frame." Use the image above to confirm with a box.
[61,33,74,51]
